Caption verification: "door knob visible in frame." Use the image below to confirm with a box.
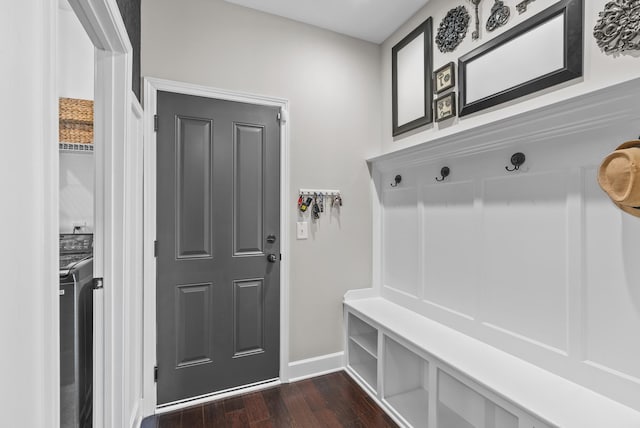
[267,254,278,263]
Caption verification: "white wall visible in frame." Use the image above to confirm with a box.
[0,1,59,427]
[58,2,95,233]
[381,0,640,153]
[141,0,381,361]
[58,2,94,100]
[59,152,94,232]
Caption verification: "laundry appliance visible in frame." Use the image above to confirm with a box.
[59,233,93,428]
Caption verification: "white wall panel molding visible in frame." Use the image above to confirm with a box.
[370,78,640,172]
[368,77,640,413]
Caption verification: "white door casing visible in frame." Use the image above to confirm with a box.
[64,0,144,427]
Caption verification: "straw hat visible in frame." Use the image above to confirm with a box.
[598,140,640,217]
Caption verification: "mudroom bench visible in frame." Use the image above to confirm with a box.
[343,296,640,428]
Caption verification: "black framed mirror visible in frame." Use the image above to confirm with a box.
[458,0,583,117]
[392,18,433,136]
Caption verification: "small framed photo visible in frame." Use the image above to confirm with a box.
[433,62,455,94]
[435,92,456,122]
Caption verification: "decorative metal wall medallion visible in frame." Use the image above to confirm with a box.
[593,0,640,53]
[436,6,471,53]
[486,0,510,32]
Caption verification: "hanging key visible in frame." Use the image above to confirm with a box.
[312,197,321,219]
[300,196,313,212]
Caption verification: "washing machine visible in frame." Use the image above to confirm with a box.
[60,234,93,428]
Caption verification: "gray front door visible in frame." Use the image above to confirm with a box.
[156,91,280,405]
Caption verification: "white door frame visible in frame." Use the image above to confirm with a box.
[64,1,134,427]
[142,77,291,414]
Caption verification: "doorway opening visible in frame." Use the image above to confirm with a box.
[57,2,96,426]
[55,0,143,427]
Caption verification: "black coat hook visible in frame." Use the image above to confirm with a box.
[436,166,450,182]
[505,152,526,171]
[390,174,402,187]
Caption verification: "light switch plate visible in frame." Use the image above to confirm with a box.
[296,221,309,240]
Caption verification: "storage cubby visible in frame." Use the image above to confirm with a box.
[344,294,640,428]
[438,370,518,428]
[347,313,378,391]
[383,337,429,427]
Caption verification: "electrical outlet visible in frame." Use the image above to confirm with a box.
[296,221,309,240]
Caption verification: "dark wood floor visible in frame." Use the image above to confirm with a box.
[141,370,397,428]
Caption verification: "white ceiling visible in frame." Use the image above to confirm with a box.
[223,0,429,44]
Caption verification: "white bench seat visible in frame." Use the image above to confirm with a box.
[345,296,640,428]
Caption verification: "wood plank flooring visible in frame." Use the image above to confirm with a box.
[141,370,398,428]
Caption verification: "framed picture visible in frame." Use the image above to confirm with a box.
[392,18,433,136]
[435,92,456,122]
[458,0,583,117]
[434,62,455,94]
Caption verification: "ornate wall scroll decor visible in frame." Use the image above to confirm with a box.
[470,0,482,39]
[593,0,640,53]
[486,0,510,31]
[516,0,536,14]
[436,6,470,52]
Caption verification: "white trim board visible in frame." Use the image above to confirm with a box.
[43,1,60,426]
[142,77,291,415]
[287,352,345,382]
[369,77,640,171]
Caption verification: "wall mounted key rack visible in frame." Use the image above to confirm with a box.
[297,189,343,220]
[299,188,341,197]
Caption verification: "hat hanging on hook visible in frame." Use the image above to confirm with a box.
[598,140,640,218]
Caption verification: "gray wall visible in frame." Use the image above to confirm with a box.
[142,0,381,361]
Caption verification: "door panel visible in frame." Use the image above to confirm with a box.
[175,283,213,367]
[233,123,265,256]
[156,91,280,405]
[176,116,213,259]
[233,279,265,357]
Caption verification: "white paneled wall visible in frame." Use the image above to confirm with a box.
[583,167,640,380]
[371,79,640,413]
[383,188,420,297]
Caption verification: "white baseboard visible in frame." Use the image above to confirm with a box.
[287,351,345,382]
